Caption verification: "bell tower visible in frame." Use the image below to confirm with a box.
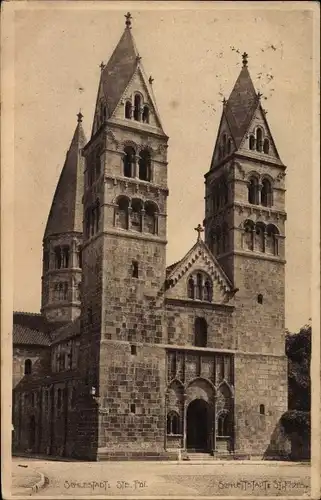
[204,52,287,354]
[204,53,288,456]
[76,13,169,460]
[41,113,86,323]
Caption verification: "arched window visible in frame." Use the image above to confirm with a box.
[194,317,207,347]
[144,201,157,234]
[123,146,135,178]
[244,219,255,251]
[130,199,143,232]
[203,280,213,302]
[142,105,150,124]
[24,359,32,375]
[54,247,62,269]
[167,411,180,435]
[263,138,270,154]
[139,149,151,181]
[62,247,69,268]
[77,247,82,268]
[249,135,255,150]
[125,101,132,119]
[248,177,259,205]
[217,412,230,436]
[133,94,141,121]
[132,260,139,278]
[115,196,129,230]
[227,137,233,154]
[58,283,64,300]
[266,224,279,255]
[256,128,263,152]
[260,404,265,415]
[255,222,265,253]
[63,282,68,300]
[195,273,203,300]
[187,277,195,299]
[261,179,272,207]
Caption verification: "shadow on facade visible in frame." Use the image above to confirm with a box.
[263,415,310,461]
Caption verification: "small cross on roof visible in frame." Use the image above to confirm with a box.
[194,224,204,241]
[242,52,248,67]
[125,12,132,28]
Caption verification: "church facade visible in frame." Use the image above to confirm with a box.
[12,14,288,461]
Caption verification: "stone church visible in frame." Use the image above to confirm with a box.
[13,13,288,460]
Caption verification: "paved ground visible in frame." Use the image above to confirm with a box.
[12,457,310,497]
[11,461,43,495]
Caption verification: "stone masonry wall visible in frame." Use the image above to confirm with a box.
[96,342,166,455]
[233,255,285,355]
[165,302,235,350]
[234,353,287,457]
[101,234,166,345]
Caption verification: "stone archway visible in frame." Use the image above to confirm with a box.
[186,399,211,452]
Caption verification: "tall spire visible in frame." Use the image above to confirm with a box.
[44,114,87,238]
[222,52,258,147]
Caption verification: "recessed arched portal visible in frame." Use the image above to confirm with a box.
[186,398,211,452]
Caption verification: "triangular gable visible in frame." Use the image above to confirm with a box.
[165,240,236,304]
[112,64,165,132]
[239,103,281,160]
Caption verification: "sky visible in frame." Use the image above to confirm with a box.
[12,2,317,332]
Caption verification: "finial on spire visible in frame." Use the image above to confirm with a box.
[125,12,132,28]
[242,52,248,67]
[77,111,83,123]
[149,75,154,85]
[136,55,142,63]
[100,61,105,71]
[194,224,204,242]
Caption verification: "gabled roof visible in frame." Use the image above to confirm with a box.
[166,238,235,297]
[44,114,87,239]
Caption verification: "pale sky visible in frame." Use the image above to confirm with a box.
[12,3,317,332]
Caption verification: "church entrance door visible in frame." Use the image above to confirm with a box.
[186,399,210,452]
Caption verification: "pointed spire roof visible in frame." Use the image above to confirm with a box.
[44,113,87,239]
[99,16,139,119]
[223,53,259,147]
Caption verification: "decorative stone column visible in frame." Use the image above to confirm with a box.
[134,155,140,179]
[141,208,145,233]
[212,395,217,456]
[182,392,188,450]
[128,204,132,230]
